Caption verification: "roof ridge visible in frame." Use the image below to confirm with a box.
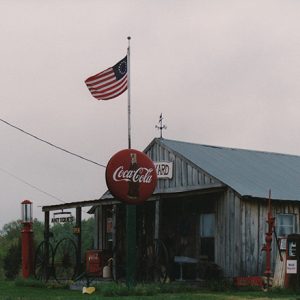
[161,138,300,158]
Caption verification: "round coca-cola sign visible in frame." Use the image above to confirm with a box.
[105,149,157,204]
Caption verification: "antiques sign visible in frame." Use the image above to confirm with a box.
[51,211,74,223]
[106,149,157,204]
[51,216,74,223]
[154,162,173,179]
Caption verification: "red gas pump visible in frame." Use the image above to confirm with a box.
[21,200,34,278]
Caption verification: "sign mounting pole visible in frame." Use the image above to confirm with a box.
[127,36,131,149]
[126,36,136,288]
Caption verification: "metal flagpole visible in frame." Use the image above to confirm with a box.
[126,36,136,288]
[127,36,131,149]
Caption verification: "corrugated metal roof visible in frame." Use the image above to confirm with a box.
[160,138,300,201]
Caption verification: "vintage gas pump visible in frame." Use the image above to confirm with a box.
[21,200,34,278]
[285,234,300,289]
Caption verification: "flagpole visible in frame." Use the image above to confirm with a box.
[126,36,136,288]
[127,36,131,149]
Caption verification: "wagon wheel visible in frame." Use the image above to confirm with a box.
[53,238,77,283]
[146,239,169,283]
[34,241,54,282]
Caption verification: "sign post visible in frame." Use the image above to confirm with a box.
[106,149,157,286]
[126,36,135,287]
[126,204,136,287]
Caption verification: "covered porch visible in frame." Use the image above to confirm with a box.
[92,186,225,282]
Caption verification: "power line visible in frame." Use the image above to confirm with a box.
[0,118,106,168]
[0,166,92,215]
[0,166,66,204]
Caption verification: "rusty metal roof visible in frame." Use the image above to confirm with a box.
[160,138,300,201]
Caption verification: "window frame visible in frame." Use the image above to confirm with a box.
[199,213,215,238]
[276,213,296,237]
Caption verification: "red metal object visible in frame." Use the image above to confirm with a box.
[234,276,264,288]
[261,190,275,288]
[105,149,157,204]
[21,200,34,279]
[86,250,102,276]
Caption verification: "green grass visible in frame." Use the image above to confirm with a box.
[0,280,300,300]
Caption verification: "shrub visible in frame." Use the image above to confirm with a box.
[3,241,21,280]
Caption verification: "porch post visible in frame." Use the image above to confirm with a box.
[112,205,117,280]
[75,207,82,274]
[97,205,103,250]
[44,210,50,242]
[44,211,50,279]
[154,199,161,240]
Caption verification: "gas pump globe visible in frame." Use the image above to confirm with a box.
[21,200,32,223]
[20,200,34,278]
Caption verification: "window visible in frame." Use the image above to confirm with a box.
[199,213,215,261]
[200,213,215,237]
[277,214,295,237]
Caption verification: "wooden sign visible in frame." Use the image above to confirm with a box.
[154,162,173,179]
[51,211,74,223]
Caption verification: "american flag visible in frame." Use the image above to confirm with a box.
[85,56,127,100]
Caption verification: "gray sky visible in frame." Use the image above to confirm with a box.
[1,0,300,227]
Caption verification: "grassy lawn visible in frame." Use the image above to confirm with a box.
[0,280,300,300]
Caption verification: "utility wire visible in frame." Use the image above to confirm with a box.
[0,166,66,204]
[0,166,91,215]
[0,118,106,168]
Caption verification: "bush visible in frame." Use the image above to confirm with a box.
[3,241,21,279]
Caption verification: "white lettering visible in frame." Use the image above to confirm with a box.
[112,166,154,183]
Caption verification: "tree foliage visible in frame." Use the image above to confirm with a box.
[0,217,95,279]
[3,239,21,279]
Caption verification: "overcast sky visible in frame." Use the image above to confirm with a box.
[0,0,300,227]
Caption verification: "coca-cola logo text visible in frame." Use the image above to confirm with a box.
[113,166,154,183]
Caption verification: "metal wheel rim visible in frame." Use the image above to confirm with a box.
[53,238,77,283]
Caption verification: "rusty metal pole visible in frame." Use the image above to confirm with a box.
[262,190,275,290]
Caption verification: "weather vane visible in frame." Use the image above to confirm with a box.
[155,113,167,138]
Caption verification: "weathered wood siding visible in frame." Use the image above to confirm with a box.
[146,142,223,193]
[215,190,240,277]
[216,191,300,277]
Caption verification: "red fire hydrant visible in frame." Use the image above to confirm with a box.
[21,200,34,278]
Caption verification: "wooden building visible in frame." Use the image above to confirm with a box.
[90,138,300,280]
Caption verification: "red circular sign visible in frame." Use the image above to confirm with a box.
[105,149,157,204]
